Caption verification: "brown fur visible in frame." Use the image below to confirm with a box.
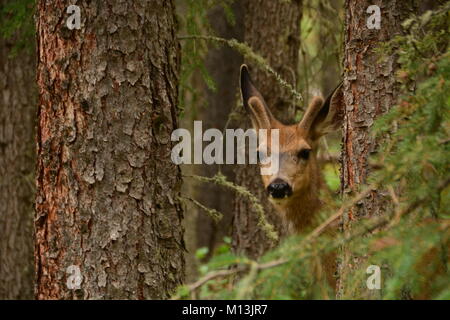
[240,65,343,234]
[241,65,447,297]
[259,121,324,233]
[240,65,343,289]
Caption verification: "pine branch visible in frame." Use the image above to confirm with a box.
[184,172,279,242]
[179,35,303,104]
[179,195,223,223]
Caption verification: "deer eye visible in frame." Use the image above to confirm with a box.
[297,149,311,160]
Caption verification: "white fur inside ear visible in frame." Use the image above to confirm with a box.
[298,96,325,133]
[248,96,272,130]
[315,85,344,137]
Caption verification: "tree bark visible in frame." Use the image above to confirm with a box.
[338,0,416,298]
[35,0,184,299]
[194,2,243,260]
[418,0,441,13]
[232,0,302,259]
[319,0,343,95]
[0,34,35,300]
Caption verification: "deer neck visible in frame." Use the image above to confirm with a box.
[285,187,322,234]
[275,164,324,234]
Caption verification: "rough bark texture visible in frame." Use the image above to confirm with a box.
[35,0,184,299]
[338,0,415,298]
[232,0,302,259]
[194,3,243,259]
[0,38,36,299]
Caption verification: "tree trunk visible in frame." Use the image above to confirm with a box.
[35,0,184,299]
[194,2,243,259]
[338,0,416,298]
[319,0,343,95]
[0,35,35,300]
[232,0,302,259]
[419,0,440,13]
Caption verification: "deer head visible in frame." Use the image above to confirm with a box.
[240,65,344,232]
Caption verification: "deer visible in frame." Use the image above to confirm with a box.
[239,65,344,288]
[240,64,343,235]
[239,65,449,298]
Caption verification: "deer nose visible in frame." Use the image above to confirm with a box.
[267,179,293,199]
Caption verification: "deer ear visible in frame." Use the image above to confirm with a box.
[299,83,344,139]
[240,64,276,130]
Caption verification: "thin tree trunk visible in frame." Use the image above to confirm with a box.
[35,0,184,299]
[419,0,441,13]
[319,0,343,95]
[0,35,35,300]
[178,1,244,283]
[338,0,416,298]
[195,2,243,260]
[232,0,302,259]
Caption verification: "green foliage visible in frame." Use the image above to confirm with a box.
[323,163,340,191]
[0,0,35,55]
[176,3,450,300]
[350,4,450,299]
[373,2,450,216]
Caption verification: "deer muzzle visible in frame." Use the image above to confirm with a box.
[267,178,293,199]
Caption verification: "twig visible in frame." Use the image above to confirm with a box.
[179,195,223,223]
[306,185,375,240]
[179,35,303,103]
[386,178,450,229]
[180,163,449,298]
[174,184,378,298]
[180,258,288,297]
[184,173,278,242]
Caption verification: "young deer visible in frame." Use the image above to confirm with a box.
[240,65,344,234]
[240,65,447,297]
